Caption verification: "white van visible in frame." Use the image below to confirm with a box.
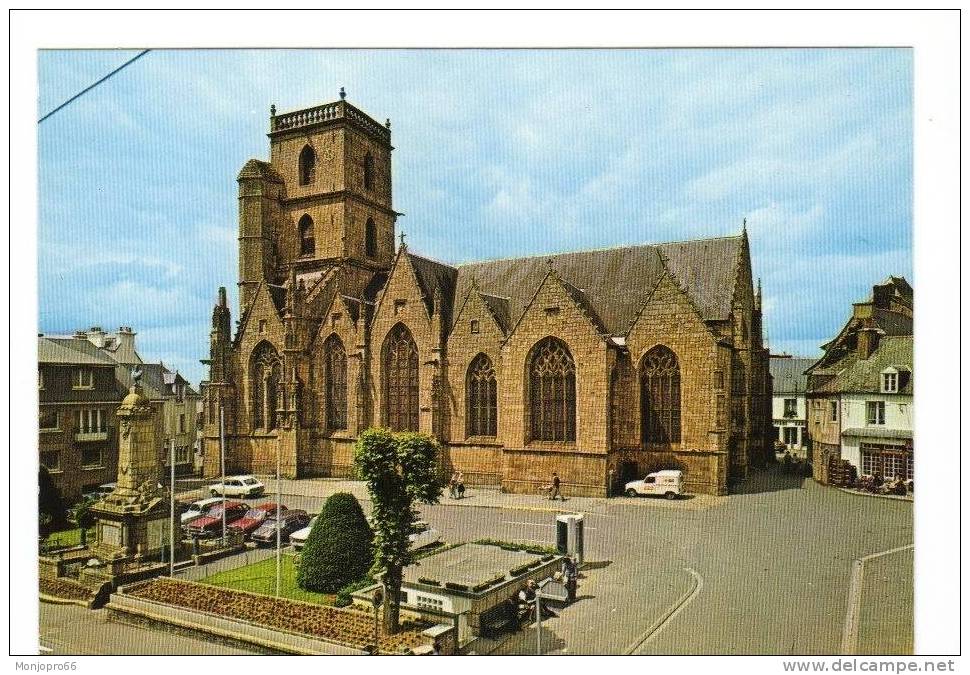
[624,470,684,500]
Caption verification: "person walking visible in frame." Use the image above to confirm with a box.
[456,471,465,499]
[448,471,459,499]
[561,556,579,603]
[549,472,563,501]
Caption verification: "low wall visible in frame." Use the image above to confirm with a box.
[108,590,366,655]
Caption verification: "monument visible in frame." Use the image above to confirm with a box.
[89,367,170,565]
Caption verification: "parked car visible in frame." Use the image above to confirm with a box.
[289,516,317,551]
[183,501,248,538]
[208,475,265,499]
[180,497,224,525]
[251,510,311,546]
[625,469,684,500]
[229,502,287,537]
[409,520,441,549]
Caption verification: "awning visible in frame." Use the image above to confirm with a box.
[841,427,913,440]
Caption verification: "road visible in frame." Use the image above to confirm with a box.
[40,465,912,655]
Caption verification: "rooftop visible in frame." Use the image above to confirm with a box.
[269,97,391,145]
[403,543,550,592]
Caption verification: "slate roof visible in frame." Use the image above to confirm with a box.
[769,357,815,395]
[407,252,459,324]
[477,292,512,334]
[447,235,744,336]
[116,363,199,399]
[811,336,913,395]
[38,337,117,366]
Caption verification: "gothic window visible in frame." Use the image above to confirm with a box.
[250,342,282,431]
[365,218,378,258]
[323,334,348,430]
[299,145,315,186]
[529,337,576,443]
[640,345,681,444]
[383,324,419,431]
[299,215,315,256]
[363,152,374,190]
[467,353,497,437]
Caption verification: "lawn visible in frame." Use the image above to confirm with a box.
[43,527,96,549]
[199,554,336,606]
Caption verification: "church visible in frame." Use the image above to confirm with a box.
[201,94,773,497]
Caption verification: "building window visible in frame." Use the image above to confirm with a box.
[73,368,94,389]
[470,320,480,334]
[363,152,374,190]
[175,445,190,464]
[39,369,44,390]
[640,345,681,445]
[298,145,315,186]
[866,401,886,426]
[41,450,60,472]
[783,398,797,418]
[383,324,419,432]
[178,413,186,433]
[393,298,405,315]
[783,427,799,446]
[714,369,724,390]
[529,337,576,443]
[324,334,348,430]
[366,218,378,258]
[250,342,282,431]
[80,447,103,468]
[861,444,912,480]
[39,409,59,431]
[829,400,838,422]
[76,409,106,433]
[299,214,315,256]
[467,353,497,437]
[882,372,898,393]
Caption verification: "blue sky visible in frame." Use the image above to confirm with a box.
[38,49,912,386]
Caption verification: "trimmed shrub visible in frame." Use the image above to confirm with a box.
[39,466,67,537]
[334,578,375,608]
[297,492,373,593]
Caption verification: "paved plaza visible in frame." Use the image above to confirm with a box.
[40,465,912,655]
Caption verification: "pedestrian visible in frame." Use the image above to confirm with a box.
[561,556,578,603]
[456,471,465,499]
[549,472,563,501]
[432,639,442,655]
[449,471,459,499]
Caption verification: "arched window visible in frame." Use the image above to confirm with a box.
[299,214,315,256]
[250,342,282,431]
[363,152,374,190]
[383,324,419,431]
[299,145,315,186]
[640,345,681,445]
[529,337,576,442]
[467,353,497,437]
[365,218,378,258]
[323,334,347,430]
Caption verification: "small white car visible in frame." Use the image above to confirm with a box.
[180,497,224,524]
[409,520,441,549]
[209,475,265,499]
[290,516,317,551]
[625,470,684,500]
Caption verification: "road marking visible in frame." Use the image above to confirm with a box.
[624,567,703,655]
[38,645,52,653]
[841,543,914,655]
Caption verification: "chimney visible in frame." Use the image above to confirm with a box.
[857,328,879,359]
[88,326,106,348]
[115,326,138,362]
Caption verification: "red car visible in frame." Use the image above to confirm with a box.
[183,501,248,538]
[229,502,287,537]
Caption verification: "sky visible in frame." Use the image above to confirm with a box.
[37,49,912,387]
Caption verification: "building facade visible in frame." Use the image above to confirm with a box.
[806,277,913,484]
[200,96,773,497]
[38,328,201,501]
[769,356,814,458]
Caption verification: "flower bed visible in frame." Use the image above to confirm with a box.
[40,577,94,602]
[128,578,428,653]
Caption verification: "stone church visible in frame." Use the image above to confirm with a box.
[201,95,773,497]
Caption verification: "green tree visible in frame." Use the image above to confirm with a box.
[297,492,373,593]
[68,497,97,546]
[39,466,66,538]
[355,429,442,633]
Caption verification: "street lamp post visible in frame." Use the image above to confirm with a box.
[275,443,281,597]
[219,405,226,545]
[169,438,175,576]
[535,578,554,656]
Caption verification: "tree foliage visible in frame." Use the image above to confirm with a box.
[355,429,442,633]
[297,492,373,593]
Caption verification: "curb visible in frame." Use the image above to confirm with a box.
[841,543,914,654]
[837,488,913,503]
[623,567,702,655]
[40,592,92,609]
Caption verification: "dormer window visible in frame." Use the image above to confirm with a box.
[73,368,93,390]
[881,367,902,393]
